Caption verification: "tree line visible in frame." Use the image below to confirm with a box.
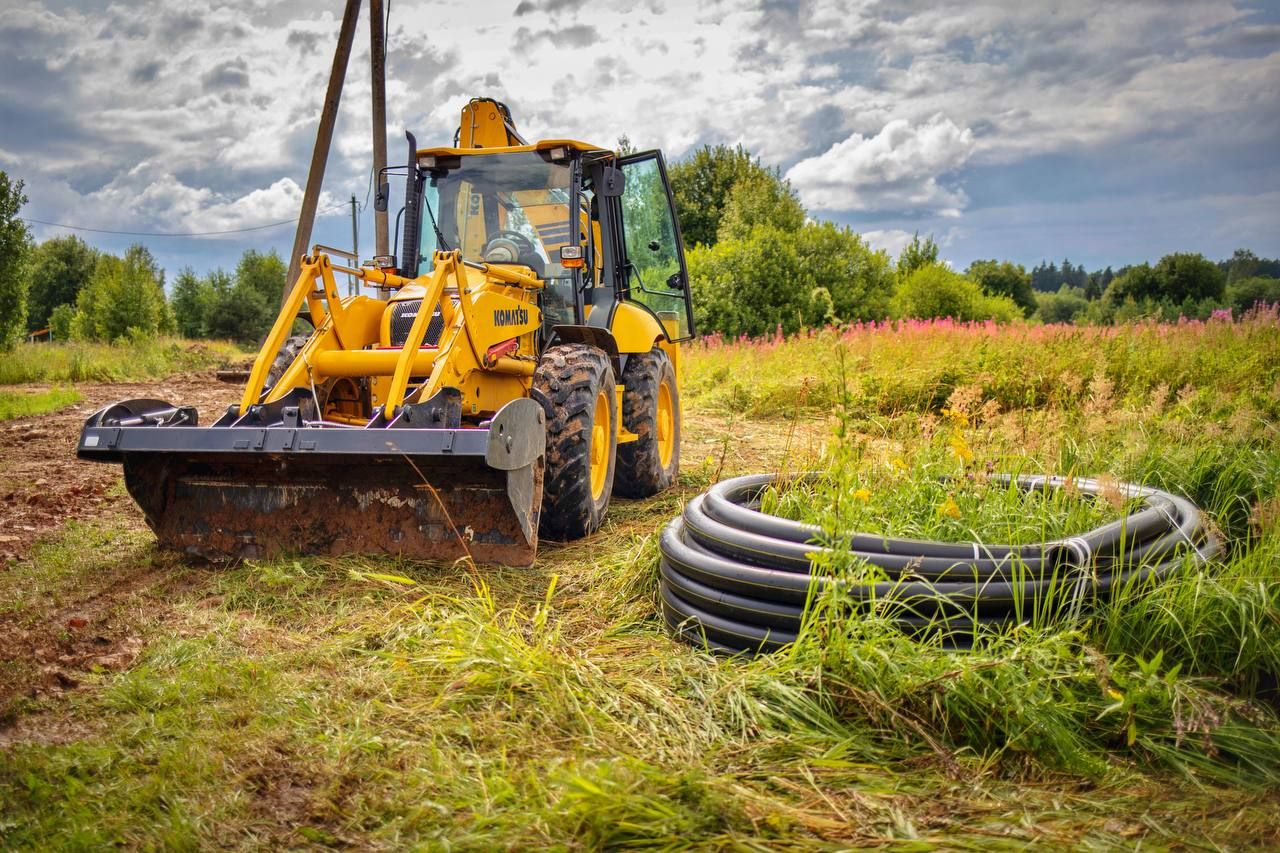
[2,162,1278,351]
[667,146,1280,335]
[0,169,288,350]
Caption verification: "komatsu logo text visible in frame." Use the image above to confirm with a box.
[493,307,529,327]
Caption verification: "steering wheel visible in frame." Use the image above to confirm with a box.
[484,229,536,260]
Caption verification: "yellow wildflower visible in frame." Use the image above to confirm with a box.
[938,497,961,519]
[948,431,974,464]
[853,488,871,503]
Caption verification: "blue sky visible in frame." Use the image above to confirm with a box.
[1,0,1277,282]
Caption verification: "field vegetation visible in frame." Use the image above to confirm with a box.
[1,312,1277,848]
[0,387,82,422]
[0,338,245,385]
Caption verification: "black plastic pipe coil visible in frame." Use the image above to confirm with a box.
[659,473,1219,653]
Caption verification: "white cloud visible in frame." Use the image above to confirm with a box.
[2,0,1277,270]
[786,115,974,215]
[860,228,915,257]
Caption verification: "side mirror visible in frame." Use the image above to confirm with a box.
[593,164,625,197]
[374,181,391,212]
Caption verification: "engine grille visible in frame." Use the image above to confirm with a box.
[389,299,444,347]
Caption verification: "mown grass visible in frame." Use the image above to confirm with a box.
[2,315,1279,848]
[0,338,247,385]
[0,387,82,421]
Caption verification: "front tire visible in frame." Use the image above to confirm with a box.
[532,344,618,540]
[615,348,680,498]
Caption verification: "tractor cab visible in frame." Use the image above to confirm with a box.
[401,138,695,350]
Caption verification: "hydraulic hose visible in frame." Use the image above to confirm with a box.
[659,474,1219,653]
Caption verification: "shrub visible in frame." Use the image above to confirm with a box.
[1035,286,1090,324]
[689,225,809,337]
[48,303,75,341]
[797,222,895,322]
[1226,276,1280,316]
[893,263,1022,322]
[967,259,1037,317]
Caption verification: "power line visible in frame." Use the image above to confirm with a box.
[21,203,348,238]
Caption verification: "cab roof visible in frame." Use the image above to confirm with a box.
[416,138,609,161]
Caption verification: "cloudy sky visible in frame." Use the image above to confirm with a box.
[2,0,1278,282]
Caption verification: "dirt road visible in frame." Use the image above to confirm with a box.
[0,374,236,566]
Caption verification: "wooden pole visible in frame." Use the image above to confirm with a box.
[283,0,363,304]
[369,0,389,259]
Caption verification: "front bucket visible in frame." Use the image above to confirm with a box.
[79,398,545,566]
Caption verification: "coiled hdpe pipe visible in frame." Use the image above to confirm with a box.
[659,474,1218,653]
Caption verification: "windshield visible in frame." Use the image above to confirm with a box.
[418,151,573,279]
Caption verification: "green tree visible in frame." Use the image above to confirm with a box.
[186,250,288,343]
[966,259,1036,317]
[1153,252,1225,303]
[1225,276,1280,316]
[170,267,215,338]
[1104,264,1162,304]
[896,233,939,281]
[1225,249,1259,284]
[234,249,288,307]
[668,145,788,248]
[0,171,33,350]
[715,169,805,242]
[26,235,97,332]
[796,222,894,322]
[688,224,809,336]
[71,245,169,342]
[892,263,1021,322]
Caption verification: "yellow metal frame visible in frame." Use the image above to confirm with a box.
[238,250,543,421]
[238,98,683,451]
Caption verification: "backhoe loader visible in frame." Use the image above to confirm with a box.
[77,98,695,566]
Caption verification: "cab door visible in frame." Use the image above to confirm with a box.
[616,151,695,342]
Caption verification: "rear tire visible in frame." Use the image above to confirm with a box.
[615,348,680,498]
[532,344,617,541]
[264,334,310,392]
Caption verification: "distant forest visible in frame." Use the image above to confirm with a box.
[1029,252,1280,299]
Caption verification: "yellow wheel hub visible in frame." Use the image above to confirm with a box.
[656,381,675,468]
[590,388,610,501]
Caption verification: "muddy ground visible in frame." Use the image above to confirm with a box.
[0,373,824,720]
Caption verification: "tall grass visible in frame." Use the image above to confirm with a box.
[0,338,246,385]
[686,309,1280,787]
[1,316,1278,847]
[685,306,1280,419]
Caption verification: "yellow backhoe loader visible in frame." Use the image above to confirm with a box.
[77,99,694,566]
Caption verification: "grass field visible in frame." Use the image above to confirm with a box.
[0,338,246,385]
[1,312,1278,848]
[0,388,82,422]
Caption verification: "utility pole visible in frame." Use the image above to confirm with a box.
[369,0,389,260]
[349,194,360,296]
[282,0,363,305]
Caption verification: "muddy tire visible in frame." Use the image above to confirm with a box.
[264,334,310,392]
[615,348,680,498]
[532,344,617,540]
